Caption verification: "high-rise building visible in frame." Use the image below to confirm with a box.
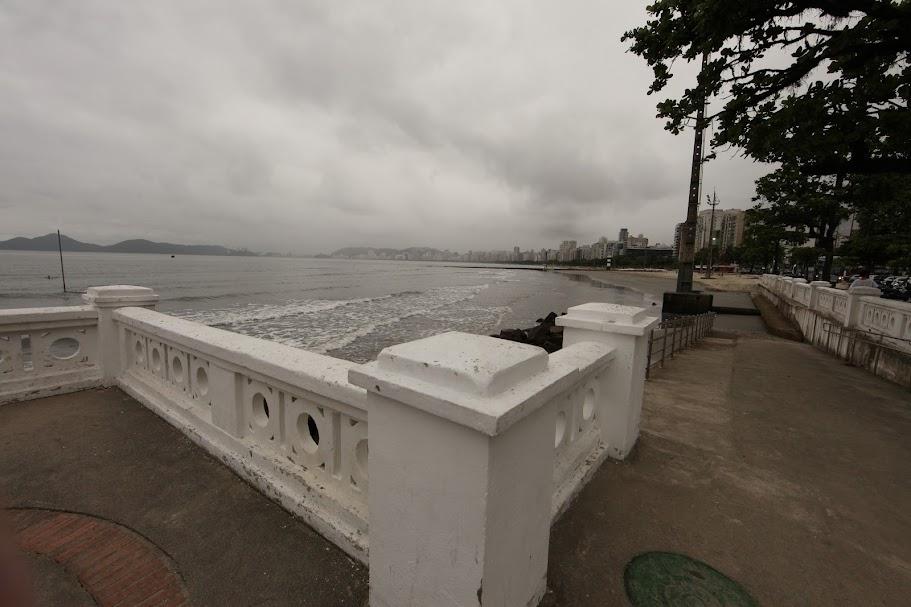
[558,240,577,262]
[697,209,745,251]
[627,234,648,249]
[673,223,684,258]
[618,228,629,245]
[719,210,745,250]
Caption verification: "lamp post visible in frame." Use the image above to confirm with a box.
[675,53,708,293]
[663,52,715,315]
[704,190,719,279]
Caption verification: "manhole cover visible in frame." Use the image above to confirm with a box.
[624,552,758,606]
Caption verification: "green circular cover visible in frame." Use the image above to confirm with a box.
[624,552,758,606]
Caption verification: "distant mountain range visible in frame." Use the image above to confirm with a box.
[0,233,257,256]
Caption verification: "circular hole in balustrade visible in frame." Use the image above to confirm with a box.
[134,340,144,363]
[555,411,567,447]
[195,366,209,396]
[582,387,596,421]
[252,393,270,427]
[297,413,320,454]
[171,356,184,381]
[355,439,368,478]
[151,348,162,372]
[50,337,80,360]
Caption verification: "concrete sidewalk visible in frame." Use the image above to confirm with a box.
[2,334,909,606]
[0,388,367,606]
[548,334,911,606]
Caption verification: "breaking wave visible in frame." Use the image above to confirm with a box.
[172,284,492,355]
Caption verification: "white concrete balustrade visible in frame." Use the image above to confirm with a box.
[0,285,657,606]
[759,274,911,386]
[0,305,102,403]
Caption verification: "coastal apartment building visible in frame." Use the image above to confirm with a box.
[673,222,684,258]
[695,208,745,251]
[558,240,577,262]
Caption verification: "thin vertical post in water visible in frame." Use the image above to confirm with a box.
[57,229,67,293]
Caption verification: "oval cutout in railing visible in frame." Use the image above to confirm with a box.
[50,337,80,360]
[195,366,209,396]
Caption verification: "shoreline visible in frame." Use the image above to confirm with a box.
[557,268,760,296]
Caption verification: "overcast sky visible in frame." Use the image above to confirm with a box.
[1,0,769,254]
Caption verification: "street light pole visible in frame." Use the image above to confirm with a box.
[676,52,709,293]
[704,190,719,279]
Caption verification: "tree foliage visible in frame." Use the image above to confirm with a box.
[838,173,911,270]
[623,1,911,175]
[752,165,851,277]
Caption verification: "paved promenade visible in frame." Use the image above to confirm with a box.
[549,333,911,606]
[0,388,367,606]
[2,333,909,605]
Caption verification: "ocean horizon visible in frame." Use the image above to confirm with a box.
[1,250,658,362]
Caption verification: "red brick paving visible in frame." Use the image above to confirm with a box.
[8,508,189,607]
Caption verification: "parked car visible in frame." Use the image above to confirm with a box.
[890,276,911,301]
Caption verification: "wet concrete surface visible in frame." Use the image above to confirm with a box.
[0,388,367,607]
[547,334,911,606]
[3,331,908,606]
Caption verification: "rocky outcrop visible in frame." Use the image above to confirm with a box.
[491,312,564,352]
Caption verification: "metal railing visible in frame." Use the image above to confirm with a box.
[645,312,716,378]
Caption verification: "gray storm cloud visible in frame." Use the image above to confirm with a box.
[0,0,768,253]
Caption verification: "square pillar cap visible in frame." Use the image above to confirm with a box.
[83,285,159,307]
[556,302,659,336]
[349,332,580,436]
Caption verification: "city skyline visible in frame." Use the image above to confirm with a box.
[329,226,682,263]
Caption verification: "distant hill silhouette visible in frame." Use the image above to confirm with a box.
[0,233,255,256]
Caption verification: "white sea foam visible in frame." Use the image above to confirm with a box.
[172,284,492,356]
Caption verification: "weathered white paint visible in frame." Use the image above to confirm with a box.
[2,286,655,606]
[0,305,101,404]
[759,274,911,386]
[351,332,583,607]
[558,303,659,459]
[113,305,370,561]
[83,285,159,385]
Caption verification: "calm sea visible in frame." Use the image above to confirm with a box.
[0,251,658,362]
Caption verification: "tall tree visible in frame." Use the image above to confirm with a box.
[752,166,851,278]
[623,1,911,175]
[839,173,911,270]
[742,206,800,273]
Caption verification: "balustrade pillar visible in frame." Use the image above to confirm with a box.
[83,286,159,386]
[844,286,882,328]
[350,332,580,607]
[808,280,830,310]
[557,303,659,459]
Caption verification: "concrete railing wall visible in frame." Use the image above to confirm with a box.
[759,274,911,387]
[0,305,103,403]
[0,286,657,606]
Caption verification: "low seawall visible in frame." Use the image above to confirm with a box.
[758,276,911,389]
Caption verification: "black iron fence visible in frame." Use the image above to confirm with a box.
[645,312,716,378]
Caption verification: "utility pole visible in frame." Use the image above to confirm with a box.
[57,229,67,293]
[675,52,709,293]
[704,190,719,279]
